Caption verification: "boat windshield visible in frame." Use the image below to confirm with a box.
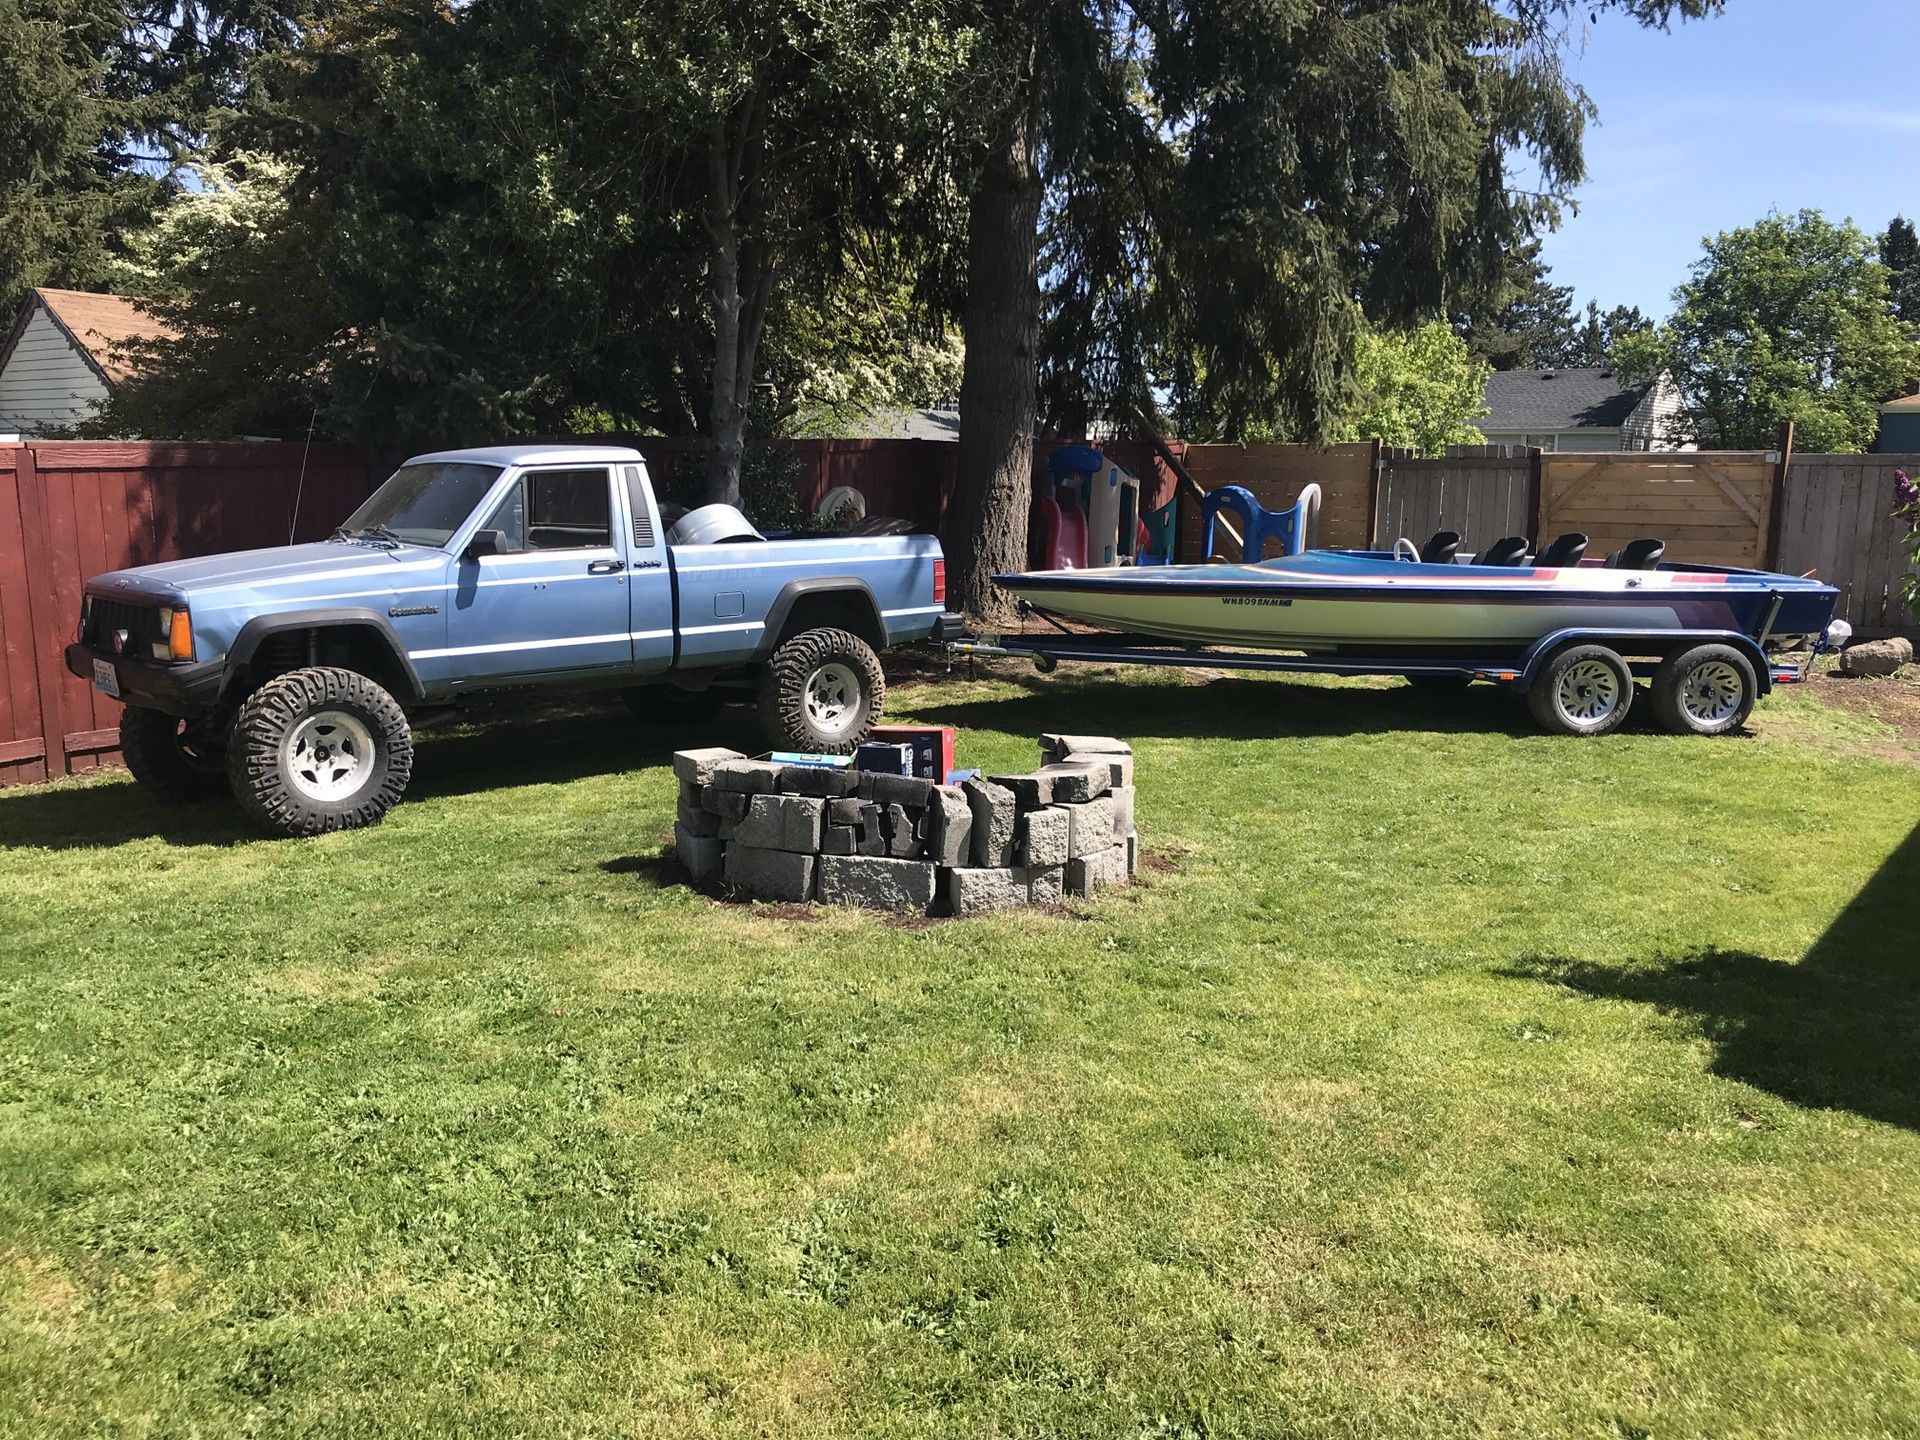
[339,463,504,548]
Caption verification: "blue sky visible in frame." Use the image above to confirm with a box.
[1536,0,1917,322]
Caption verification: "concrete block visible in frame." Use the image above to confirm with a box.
[674,823,724,883]
[724,845,816,902]
[1065,750,1133,788]
[990,771,1054,808]
[885,803,920,858]
[862,771,936,808]
[710,759,784,794]
[821,824,860,856]
[1065,843,1128,897]
[827,797,865,827]
[733,794,827,853]
[1019,806,1070,868]
[676,792,722,837]
[1025,865,1064,904]
[778,764,858,798]
[1040,761,1110,803]
[857,803,888,856]
[702,788,751,821]
[1039,733,1131,760]
[816,854,938,911]
[947,867,1028,916]
[926,785,974,867]
[673,747,746,786]
[1064,795,1117,858]
[1108,785,1135,840]
[963,778,1017,867]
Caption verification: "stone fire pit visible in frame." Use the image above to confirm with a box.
[671,734,1138,916]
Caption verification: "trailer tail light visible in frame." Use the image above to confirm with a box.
[932,559,946,605]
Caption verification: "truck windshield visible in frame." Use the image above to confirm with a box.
[341,463,504,547]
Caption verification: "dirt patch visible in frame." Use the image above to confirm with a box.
[1804,669,1920,748]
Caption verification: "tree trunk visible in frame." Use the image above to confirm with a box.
[706,122,747,507]
[945,102,1044,624]
[703,104,772,510]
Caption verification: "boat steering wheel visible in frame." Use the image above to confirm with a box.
[1394,536,1421,563]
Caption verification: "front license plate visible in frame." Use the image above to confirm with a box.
[92,659,120,699]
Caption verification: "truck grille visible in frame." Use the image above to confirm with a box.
[85,598,164,657]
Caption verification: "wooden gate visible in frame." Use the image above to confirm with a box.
[1539,452,1775,569]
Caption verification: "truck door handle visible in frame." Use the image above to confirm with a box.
[587,559,625,575]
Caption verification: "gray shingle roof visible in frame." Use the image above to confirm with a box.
[1481,368,1650,432]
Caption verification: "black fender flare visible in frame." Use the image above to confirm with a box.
[225,609,427,703]
[753,578,886,660]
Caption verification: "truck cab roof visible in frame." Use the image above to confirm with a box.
[403,443,646,469]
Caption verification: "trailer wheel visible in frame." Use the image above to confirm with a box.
[758,627,884,754]
[1527,644,1633,736]
[1649,643,1756,736]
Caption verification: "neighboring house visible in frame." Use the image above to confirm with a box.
[1476,367,1692,452]
[1877,393,1920,453]
[0,288,171,437]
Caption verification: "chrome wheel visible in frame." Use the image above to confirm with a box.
[281,709,376,803]
[804,662,862,739]
[1556,659,1623,724]
[1681,660,1745,725]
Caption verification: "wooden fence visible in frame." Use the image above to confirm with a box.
[1,437,1914,787]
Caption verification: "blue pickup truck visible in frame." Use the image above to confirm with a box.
[65,443,958,835]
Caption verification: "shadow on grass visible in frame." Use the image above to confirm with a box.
[0,694,755,851]
[906,672,1541,741]
[1510,821,1920,1130]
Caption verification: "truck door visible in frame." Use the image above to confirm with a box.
[621,463,675,676]
[444,466,633,685]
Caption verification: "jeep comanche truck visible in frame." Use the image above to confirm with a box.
[66,444,958,836]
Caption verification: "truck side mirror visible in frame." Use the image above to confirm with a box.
[464,529,505,562]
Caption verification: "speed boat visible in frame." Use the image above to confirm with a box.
[994,532,1840,656]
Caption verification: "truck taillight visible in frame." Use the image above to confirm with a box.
[932,559,945,605]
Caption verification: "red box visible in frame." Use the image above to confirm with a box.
[865,724,956,782]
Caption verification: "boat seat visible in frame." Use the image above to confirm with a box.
[1532,532,1588,568]
[1471,536,1531,567]
[1420,530,1461,565]
[1604,537,1665,569]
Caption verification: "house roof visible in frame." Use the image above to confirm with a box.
[20,288,174,385]
[1481,367,1651,433]
[842,407,961,441]
[1881,393,1920,413]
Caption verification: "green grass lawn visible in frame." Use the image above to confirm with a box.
[1,665,1916,1438]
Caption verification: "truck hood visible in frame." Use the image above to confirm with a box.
[86,541,445,602]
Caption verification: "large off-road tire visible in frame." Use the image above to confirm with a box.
[226,667,413,837]
[119,705,228,803]
[621,684,728,725]
[1526,644,1633,737]
[1649,643,1757,736]
[757,627,885,754]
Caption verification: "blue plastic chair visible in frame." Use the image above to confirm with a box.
[1200,484,1320,561]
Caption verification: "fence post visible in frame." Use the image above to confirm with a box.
[13,445,72,777]
[1765,419,1794,569]
[1366,437,1384,547]
[1525,447,1544,540]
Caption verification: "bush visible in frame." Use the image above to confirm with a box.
[665,446,815,532]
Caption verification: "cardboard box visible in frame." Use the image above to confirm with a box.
[866,724,956,781]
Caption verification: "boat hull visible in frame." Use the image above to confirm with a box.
[995,551,1838,655]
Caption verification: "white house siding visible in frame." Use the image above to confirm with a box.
[1476,429,1625,452]
[0,304,109,436]
[1620,374,1692,451]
